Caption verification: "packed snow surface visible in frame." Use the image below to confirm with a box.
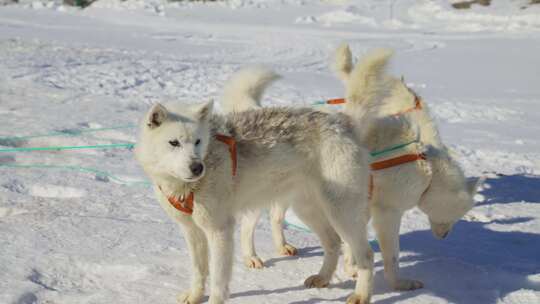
[1,0,540,303]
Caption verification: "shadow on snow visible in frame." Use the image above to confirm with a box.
[232,174,540,303]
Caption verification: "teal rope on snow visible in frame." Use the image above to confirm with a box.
[0,124,136,143]
[0,163,151,187]
[0,143,135,153]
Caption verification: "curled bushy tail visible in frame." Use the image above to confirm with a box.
[332,45,394,142]
[342,47,393,116]
[221,67,280,114]
[333,45,393,115]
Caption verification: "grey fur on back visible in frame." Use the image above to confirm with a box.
[224,107,352,144]
[205,107,356,168]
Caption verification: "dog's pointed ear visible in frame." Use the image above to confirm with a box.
[197,100,214,121]
[467,176,486,195]
[333,43,353,82]
[147,103,168,129]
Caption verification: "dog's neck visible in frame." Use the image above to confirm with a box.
[152,173,202,198]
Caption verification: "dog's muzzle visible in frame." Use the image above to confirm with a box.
[190,162,204,177]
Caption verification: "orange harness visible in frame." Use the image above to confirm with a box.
[371,152,426,171]
[161,134,237,215]
[164,190,195,215]
[369,153,426,199]
[326,98,346,105]
[214,134,238,177]
[394,95,422,116]
[368,96,425,199]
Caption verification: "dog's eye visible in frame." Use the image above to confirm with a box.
[195,139,201,146]
[169,140,181,147]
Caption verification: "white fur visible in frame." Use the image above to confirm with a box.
[333,43,353,83]
[137,101,214,184]
[221,67,298,268]
[337,45,484,290]
[221,66,280,113]
[136,96,375,303]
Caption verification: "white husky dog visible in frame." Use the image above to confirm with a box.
[222,46,484,292]
[135,57,386,303]
[335,44,484,290]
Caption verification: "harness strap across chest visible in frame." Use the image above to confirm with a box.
[371,153,426,171]
[160,134,237,215]
[215,134,238,177]
[163,189,195,215]
[368,96,426,199]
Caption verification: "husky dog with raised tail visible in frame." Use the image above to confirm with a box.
[335,44,484,291]
[222,46,484,293]
[135,57,383,303]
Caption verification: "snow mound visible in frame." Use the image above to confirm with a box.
[431,100,521,123]
[410,0,540,32]
[91,0,165,15]
[296,5,377,27]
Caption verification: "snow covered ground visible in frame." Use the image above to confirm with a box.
[1,0,539,303]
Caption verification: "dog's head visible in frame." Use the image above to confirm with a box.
[135,101,214,183]
[419,159,485,240]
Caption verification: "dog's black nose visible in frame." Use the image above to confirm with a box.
[190,162,204,176]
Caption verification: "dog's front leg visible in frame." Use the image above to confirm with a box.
[372,206,423,291]
[177,219,208,304]
[201,216,235,304]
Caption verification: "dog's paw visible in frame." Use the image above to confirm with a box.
[208,295,225,304]
[346,293,370,304]
[304,274,330,288]
[177,290,203,304]
[244,256,264,269]
[278,243,298,256]
[392,278,424,291]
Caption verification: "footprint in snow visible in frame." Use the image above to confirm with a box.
[2,179,27,194]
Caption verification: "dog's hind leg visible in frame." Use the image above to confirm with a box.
[270,203,297,256]
[321,204,373,304]
[316,144,373,303]
[372,206,423,291]
[177,219,209,304]
[292,201,341,289]
[240,209,265,269]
